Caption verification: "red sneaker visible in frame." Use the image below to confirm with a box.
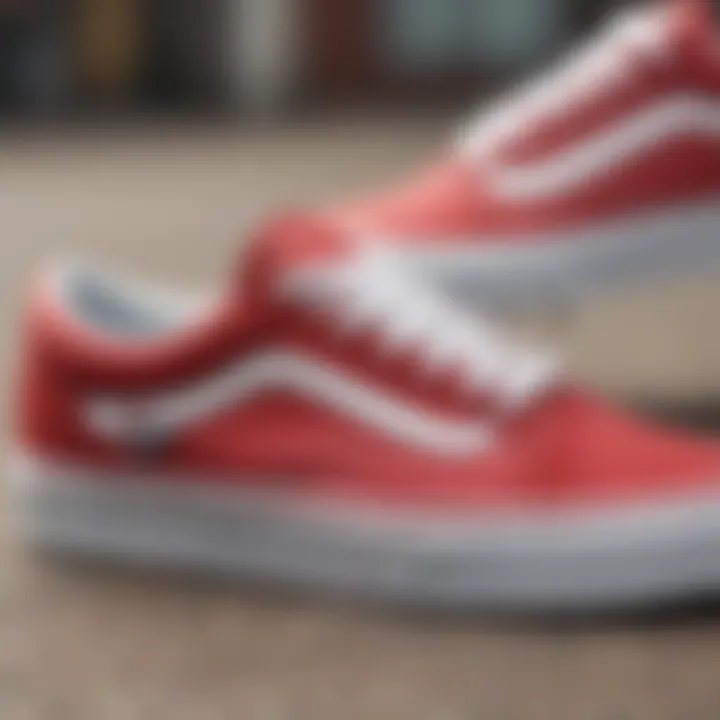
[327,0,720,304]
[12,215,720,609]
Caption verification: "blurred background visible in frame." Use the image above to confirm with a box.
[0,0,619,119]
[2,1,720,719]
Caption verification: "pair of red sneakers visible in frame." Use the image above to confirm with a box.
[13,0,720,610]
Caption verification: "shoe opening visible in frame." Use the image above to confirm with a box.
[52,263,210,340]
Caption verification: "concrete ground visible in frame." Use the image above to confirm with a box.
[1,118,720,719]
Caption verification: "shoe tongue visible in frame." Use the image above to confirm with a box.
[632,0,715,64]
[663,0,709,49]
[617,0,720,93]
[574,0,711,72]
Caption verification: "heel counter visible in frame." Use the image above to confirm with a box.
[14,281,90,459]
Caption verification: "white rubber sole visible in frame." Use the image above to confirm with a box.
[12,455,720,611]
[398,202,720,307]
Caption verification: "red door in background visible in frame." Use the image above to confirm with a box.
[303,0,377,103]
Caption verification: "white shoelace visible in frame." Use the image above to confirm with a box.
[457,6,668,155]
[282,248,558,409]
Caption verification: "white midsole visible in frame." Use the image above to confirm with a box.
[394,202,720,305]
[11,454,720,609]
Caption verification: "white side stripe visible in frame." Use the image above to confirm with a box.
[485,95,720,200]
[86,350,494,457]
